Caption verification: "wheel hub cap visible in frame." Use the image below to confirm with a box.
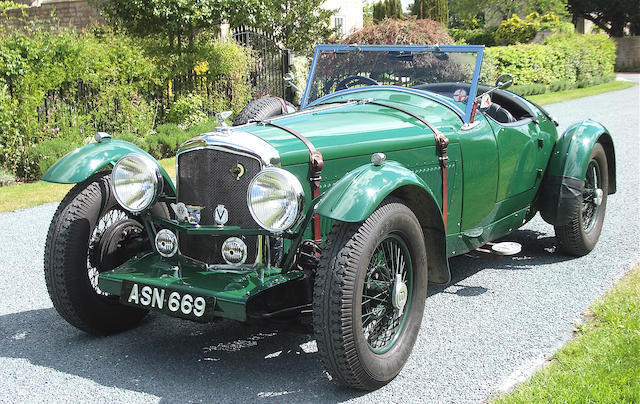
[392,273,408,311]
[594,188,603,206]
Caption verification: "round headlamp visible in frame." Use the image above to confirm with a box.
[111,153,162,213]
[247,168,304,232]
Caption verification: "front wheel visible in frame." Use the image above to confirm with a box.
[313,198,428,390]
[554,142,609,256]
[44,172,158,335]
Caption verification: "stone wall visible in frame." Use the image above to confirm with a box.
[615,36,640,71]
[0,0,104,31]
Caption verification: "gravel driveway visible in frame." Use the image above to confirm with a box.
[1,79,638,403]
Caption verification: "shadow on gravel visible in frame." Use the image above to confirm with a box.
[1,228,578,402]
[429,228,576,297]
[0,308,365,402]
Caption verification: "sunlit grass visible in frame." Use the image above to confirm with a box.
[493,265,640,403]
[529,80,637,105]
[0,157,176,213]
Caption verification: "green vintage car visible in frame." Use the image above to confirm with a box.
[42,45,615,390]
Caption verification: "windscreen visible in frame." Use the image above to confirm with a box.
[302,45,484,121]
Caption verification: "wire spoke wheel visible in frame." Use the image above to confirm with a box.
[87,209,130,295]
[313,197,428,390]
[554,142,609,257]
[581,159,601,232]
[362,234,412,353]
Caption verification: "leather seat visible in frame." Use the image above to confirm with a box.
[486,103,516,124]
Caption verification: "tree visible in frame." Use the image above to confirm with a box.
[483,0,568,23]
[251,0,335,53]
[449,0,484,28]
[568,0,640,36]
[372,0,403,23]
[91,0,334,54]
[410,0,448,24]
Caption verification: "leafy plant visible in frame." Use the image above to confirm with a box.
[483,33,616,90]
[495,14,540,45]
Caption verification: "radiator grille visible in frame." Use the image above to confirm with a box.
[177,148,261,264]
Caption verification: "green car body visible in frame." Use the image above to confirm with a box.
[42,45,616,327]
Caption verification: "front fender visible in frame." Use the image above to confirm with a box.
[316,160,450,284]
[41,139,176,196]
[316,161,441,222]
[539,119,616,225]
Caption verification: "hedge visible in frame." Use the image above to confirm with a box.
[0,27,251,181]
[483,34,616,93]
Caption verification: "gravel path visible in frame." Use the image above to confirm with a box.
[1,79,638,403]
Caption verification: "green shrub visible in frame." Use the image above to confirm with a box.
[166,93,208,128]
[495,14,540,45]
[0,167,15,187]
[142,119,217,159]
[483,34,616,90]
[0,27,252,181]
[509,83,548,96]
[450,27,498,46]
[0,1,25,12]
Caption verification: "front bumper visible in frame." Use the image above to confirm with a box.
[98,252,303,322]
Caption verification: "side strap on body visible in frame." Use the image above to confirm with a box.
[260,120,324,243]
[365,101,450,228]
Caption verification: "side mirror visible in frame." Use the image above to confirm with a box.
[495,73,513,90]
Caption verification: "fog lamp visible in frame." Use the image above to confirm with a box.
[155,229,178,257]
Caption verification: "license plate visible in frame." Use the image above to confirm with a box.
[120,281,215,322]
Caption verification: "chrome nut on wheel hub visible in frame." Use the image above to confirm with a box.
[594,188,603,206]
[392,273,408,311]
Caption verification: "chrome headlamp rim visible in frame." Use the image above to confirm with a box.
[111,153,163,214]
[247,167,305,233]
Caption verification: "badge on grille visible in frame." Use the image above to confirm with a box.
[231,163,245,180]
[214,204,229,227]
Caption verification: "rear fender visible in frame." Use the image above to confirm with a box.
[42,139,176,196]
[539,120,615,225]
[316,161,451,284]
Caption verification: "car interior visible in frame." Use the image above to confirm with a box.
[413,83,536,125]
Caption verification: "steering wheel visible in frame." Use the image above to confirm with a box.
[335,75,379,91]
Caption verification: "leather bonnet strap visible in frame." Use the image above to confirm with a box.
[260,120,324,243]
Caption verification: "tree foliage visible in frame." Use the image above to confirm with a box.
[568,0,640,36]
[410,0,448,24]
[484,0,569,22]
[91,0,334,53]
[372,0,403,23]
[254,0,334,53]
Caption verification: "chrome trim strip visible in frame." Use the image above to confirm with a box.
[177,130,280,167]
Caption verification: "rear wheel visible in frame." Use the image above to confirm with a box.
[44,171,162,335]
[555,143,609,256]
[313,198,428,390]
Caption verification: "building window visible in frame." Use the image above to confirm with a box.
[334,16,345,36]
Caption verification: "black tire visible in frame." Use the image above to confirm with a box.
[233,96,295,126]
[555,142,609,256]
[313,197,428,390]
[44,171,156,335]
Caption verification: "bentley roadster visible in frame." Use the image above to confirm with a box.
[42,44,615,390]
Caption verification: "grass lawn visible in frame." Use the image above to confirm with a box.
[0,157,176,213]
[529,80,637,105]
[0,80,637,213]
[493,265,640,403]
